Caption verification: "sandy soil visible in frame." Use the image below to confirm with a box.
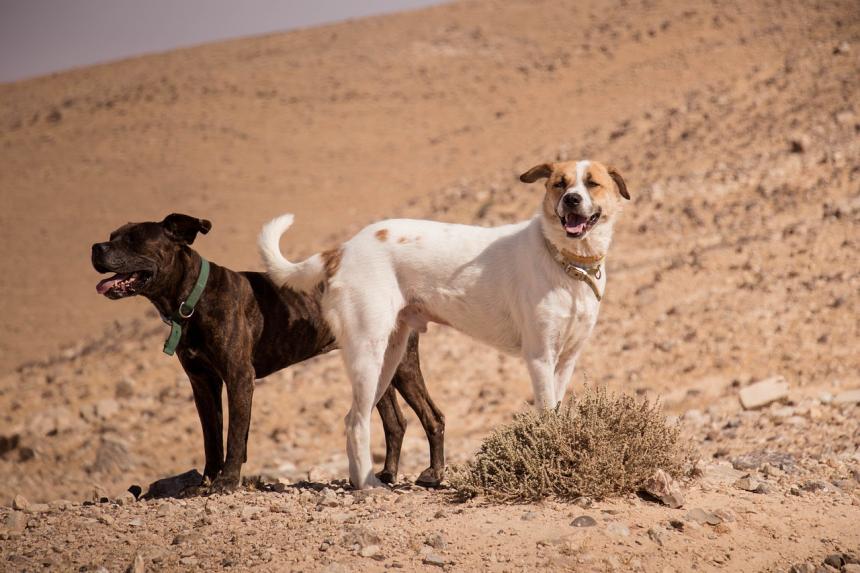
[1,0,858,571]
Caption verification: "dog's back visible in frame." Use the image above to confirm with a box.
[238,271,336,378]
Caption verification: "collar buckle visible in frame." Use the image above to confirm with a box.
[178,301,195,319]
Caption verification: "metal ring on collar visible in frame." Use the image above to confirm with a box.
[178,301,195,319]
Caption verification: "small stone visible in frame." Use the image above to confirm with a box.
[686,508,722,526]
[359,544,380,558]
[26,503,49,513]
[572,496,593,508]
[425,533,447,549]
[5,511,28,533]
[241,505,263,520]
[641,469,685,508]
[606,522,630,537]
[833,389,860,405]
[115,491,137,506]
[843,564,860,573]
[824,554,844,568]
[90,486,110,504]
[12,495,29,511]
[115,377,136,399]
[799,480,831,493]
[172,531,203,545]
[179,557,197,566]
[156,504,173,518]
[423,553,446,567]
[647,527,663,546]
[734,474,760,492]
[521,511,537,521]
[128,517,144,527]
[127,553,145,573]
[739,376,789,409]
[754,482,773,494]
[94,398,120,420]
[833,41,851,54]
[97,515,114,525]
[571,515,597,527]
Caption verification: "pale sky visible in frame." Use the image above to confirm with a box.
[0,0,442,83]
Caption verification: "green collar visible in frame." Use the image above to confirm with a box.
[163,257,210,356]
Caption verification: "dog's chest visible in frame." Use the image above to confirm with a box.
[543,284,601,348]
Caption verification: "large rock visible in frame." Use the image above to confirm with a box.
[739,376,789,409]
[143,469,203,499]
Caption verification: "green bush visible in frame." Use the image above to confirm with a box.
[449,386,695,502]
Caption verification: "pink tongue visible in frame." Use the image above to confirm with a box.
[565,222,587,234]
[96,275,123,294]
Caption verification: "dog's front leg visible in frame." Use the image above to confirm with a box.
[211,364,254,493]
[523,337,559,409]
[178,354,225,482]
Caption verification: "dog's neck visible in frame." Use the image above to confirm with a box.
[537,212,614,261]
[146,248,206,320]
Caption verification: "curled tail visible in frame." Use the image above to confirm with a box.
[258,214,326,292]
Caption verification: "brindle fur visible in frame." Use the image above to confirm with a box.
[91,214,445,492]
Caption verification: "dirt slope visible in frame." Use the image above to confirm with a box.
[1,0,859,571]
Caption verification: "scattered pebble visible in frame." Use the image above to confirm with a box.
[571,515,597,527]
[739,376,789,409]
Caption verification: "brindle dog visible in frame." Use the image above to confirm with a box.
[91,213,445,492]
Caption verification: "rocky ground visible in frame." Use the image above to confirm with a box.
[1,0,859,571]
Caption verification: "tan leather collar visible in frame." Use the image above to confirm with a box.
[543,237,605,300]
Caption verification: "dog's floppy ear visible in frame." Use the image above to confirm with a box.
[608,167,630,200]
[161,213,212,245]
[519,163,553,183]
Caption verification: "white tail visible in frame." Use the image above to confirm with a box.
[258,214,325,292]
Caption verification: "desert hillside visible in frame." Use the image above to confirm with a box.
[1,0,859,571]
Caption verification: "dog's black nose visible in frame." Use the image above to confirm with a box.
[92,243,109,257]
[563,193,582,208]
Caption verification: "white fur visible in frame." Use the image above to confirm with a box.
[259,160,617,489]
[257,214,327,292]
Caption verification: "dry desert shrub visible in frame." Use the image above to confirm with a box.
[449,386,695,502]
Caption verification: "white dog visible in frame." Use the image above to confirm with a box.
[259,160,629,488]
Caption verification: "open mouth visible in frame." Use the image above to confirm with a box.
[560,211,601,238]
[96,271,152,299]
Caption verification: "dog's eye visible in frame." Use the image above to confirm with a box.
[586,179,599,188]
[554,180,567,189]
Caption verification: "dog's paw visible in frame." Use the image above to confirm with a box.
[415,466,445,488]
[208,474,240,494]
[375,469,397,484]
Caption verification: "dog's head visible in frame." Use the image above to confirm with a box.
[520,160,629,241]
[91,214,211,299]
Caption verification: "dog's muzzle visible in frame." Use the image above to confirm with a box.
[91,243,154,299]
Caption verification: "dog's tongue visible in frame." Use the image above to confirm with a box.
[564,214,587,235]
[96,273,128,294]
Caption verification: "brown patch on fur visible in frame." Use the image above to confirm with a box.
[586,162,626,220]
[375,229,389,242]
[320,246,343,278]
[397,236,409,244]
[538,161,580,221]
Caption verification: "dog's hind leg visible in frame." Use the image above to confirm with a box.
[178,354,224,483]
[375,386,406,484]
[341,317,411,489]
[390,333,446,487]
